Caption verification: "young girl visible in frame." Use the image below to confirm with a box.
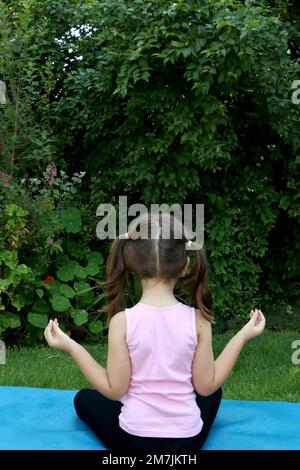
[44,213,265,453]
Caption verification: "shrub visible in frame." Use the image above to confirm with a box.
[0,168,107,345]
[1,0,299,334]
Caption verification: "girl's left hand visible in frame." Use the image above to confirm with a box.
[239,309,266,342]
[44,319,74,352]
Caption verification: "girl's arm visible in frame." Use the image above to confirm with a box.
[44,312,131,401]
[192,309,265,396]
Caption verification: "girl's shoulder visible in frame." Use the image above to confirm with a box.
[194,308,212,342]
[108,310,126,329]
[108,311,127,339]
[110,310,126,322]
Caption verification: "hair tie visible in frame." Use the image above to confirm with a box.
[119,232,129,239]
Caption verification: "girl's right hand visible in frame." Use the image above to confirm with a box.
[44,319,74,352]
[239,309,266,342]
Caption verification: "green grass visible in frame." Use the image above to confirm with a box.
[0,331,299,402]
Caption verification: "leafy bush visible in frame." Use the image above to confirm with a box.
[0,168,108,345]
[1,0,299,337]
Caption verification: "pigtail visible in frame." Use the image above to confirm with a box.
[182,247,214,323]
[102,238,128,328]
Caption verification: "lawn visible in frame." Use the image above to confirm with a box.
[0,331,299,402]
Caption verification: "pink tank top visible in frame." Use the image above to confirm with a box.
[118,301,203,438]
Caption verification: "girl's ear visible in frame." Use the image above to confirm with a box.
[180,256,190,277]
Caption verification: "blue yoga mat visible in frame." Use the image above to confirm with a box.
[0,386,299,450]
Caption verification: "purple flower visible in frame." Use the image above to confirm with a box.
[0,172,12,188]
[46,164,57,177]
[46,237,54,245]
[44,164,57,186]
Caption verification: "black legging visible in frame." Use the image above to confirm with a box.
[74,387,222,453]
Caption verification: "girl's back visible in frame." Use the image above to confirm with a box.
[118,301,203,438]
[44,212,265,452]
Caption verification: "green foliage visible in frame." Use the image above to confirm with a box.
[0,169,106,345]
[0,0,300,342]
[0,313,21,332]
[60,208,82,233]
[0,202,35,335]
[27,312,48,329]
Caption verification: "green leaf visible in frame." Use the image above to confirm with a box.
[5,204,28,218]
[51,296,71,312]
[57,260,79,282]
[0,312,22,329]
[44,280,62,290]
[85,262,100,276]
[72,309,88,326]
[32,299,50,314]
[88,320,103,334]
[85,252,103,275]
[7,313,22,329]
[74,265,87,279]
[59,284,76,298]
[77,294,94,308]
[11,289,34,310]
[0,251,18,270]
[44,280,63,298]
[60,208,82,233]
[36,289,44,299]
[86,252,104,265]
[28,312,48,329]
[73,281,91,295]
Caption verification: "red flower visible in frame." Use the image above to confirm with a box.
[44,276,55,285]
